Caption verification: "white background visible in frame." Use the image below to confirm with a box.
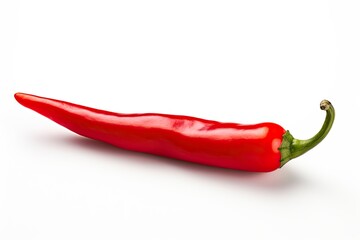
[1,1,359,239]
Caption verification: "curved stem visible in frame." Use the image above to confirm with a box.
[279,100,335,167]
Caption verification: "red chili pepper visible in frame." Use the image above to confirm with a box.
[14,93,335,172]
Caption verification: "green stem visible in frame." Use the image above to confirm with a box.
[279,100,335,167]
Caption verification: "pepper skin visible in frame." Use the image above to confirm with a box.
[14,93,335,172]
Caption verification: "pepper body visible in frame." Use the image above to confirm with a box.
[15,93,285,172]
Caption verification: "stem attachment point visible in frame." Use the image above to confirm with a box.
[279,100,335,167]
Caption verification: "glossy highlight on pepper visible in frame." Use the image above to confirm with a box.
[14,93,335,172]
